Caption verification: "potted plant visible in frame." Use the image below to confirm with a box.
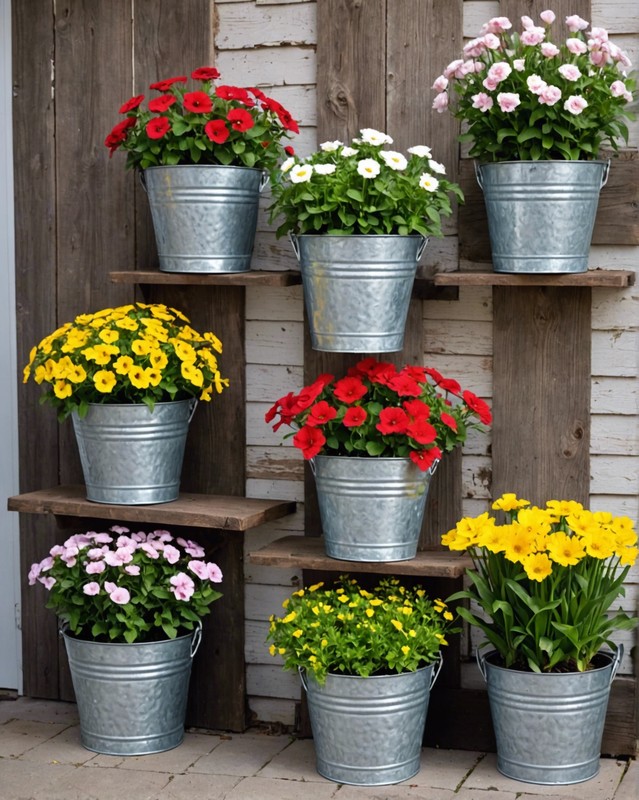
[267,575,457,785]
[432,11,636,273]
[265,357,491,561]
[22,302,229,504]
[105,67,299,273]
[28,525,223,755]
[268,129,463,351]
[442,493,638,784]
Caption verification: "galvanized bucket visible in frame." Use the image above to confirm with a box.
[478,646,622,784]
[476,160,609,274]
[290,234,428,352]
[301,657,442,785]
[71,399,195,505]
[62,623,202,756]
[142,165,268,273]
[311,455,438,562]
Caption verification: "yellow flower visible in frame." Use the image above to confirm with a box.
[492,493,530,512]
[522,552,553,582]
[292,630,303,638]
[401,645,410,656]
[99,329,119,344]
[114,355,134,375]
[619,546,638,567]
[145,368,162,387]
[93,370,117,393]
[443,610,454,621]
[581,530,616,560]
[213,373,230,393]
[321,638,328,648]
[53,380,72,399]
[149,350,169,370]
[199,348,219,370]
[173,340,197,362]
[365,608,374,618]
[545,499,584,519]
[269,644,276,656]
[503,524,536,563]
[546,531,585,566]
[282,612,296,624]
[128,366,150,390]
[131,338,152,356]
[67,364,87,384]
[203,331,223,353]
[115,316,139,331]
[391,619,403,631]
[181,362,204,387]
[200,385,213,402]
[309,582,324,592]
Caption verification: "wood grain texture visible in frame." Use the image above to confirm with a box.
[434,269,635,287]
[492,286,591,505]
[110,270,303,286]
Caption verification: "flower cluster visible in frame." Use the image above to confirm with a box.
[443,493,638,672]
[433,11,635,161]
[23,302,229,421]
[105,67,299,173]
[28,526,223,643]
[268,128,463,237]
[267,576,457,683]
[265,357,491,471]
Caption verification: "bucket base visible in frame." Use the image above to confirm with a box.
[158,256,252,274]
[84,487,179,505]
[324,540,418,562]
[496,761,600,786]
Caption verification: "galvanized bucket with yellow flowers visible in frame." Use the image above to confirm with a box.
[266,576,457,785]
[23,302,229,504]
[442,493,638,784]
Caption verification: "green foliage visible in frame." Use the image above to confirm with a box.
[268,129,463,237]
[267,576,458,684]
[28,526,223,643]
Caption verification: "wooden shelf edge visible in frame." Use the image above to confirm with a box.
[433,269,636,288]
[109,269,302,287]
[7,485,296,531]
[246,535,471,577]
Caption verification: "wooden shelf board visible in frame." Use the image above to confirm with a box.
[247,535,471,577]
[110,269,302,287]
[433,269,635,288]
[7,485,296,531]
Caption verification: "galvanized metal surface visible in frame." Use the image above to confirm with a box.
[312,455,437,562]
[476,160,609,274]
[479,647,621,785]
[301,658,441,785]
[143,165,267,273]
[63,626,201,756]
[71,400,193,505]
[291,234,427,352]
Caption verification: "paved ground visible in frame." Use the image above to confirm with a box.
[0,697,636,800]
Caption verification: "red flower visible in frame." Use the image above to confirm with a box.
[402,365,427,383]
[284,145,295,156]
[406,419,437,445]
[249,87,267,102]
[205,119,230,144]
[295,376,330,412]
[410,447,441,472]
[150,76,187,91]
[352,357,380,377]
[145,117,171,140]
[376,407,409,435]
[293,425,326,459]
[388,373,422,397]
[368,361,397,386]
[438,377,462,396]
[261,98,299,133]
[440,412,458,432]
[343,407,367,428]
[192,67,220,81]
[183,91,213,113]
[216,85,253,104]
[424,367,443,384]
[333,377,367,404]
[119,94,144,114]
[104,118,135,154]
[148,94,177,113]
[463,391,492,425]
[307,401,337,427]
[403,399,430,420]
[227,108,254,132]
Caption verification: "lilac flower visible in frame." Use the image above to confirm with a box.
[109,586,131,605]
[39,576,56,590]
[170,573,195,601]
[187,560,209,580]
[85,560,106,575]
[163,545,181,565]
[83,582,100,596]
[178,538,206,558]
[207,563,223,583]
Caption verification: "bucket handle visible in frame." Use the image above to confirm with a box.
[188,398,198,424]
[191,620,203,659]
[600,159,611,189]
[609,643,623,685]
[476,647,488,683]
[474,161,484,190]
[138,169,148,194]
[416,235,429,263]
[299,666,309,692]
[289,232,300,262]
[430,652,443,689]
[259,171,270,193]
[308,457,316,477]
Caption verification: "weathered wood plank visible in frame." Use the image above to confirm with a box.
[492,287,591,506]
[434,269,635,287]
[217,1,316,48]
[247,534,472,577]
[110,270,303,287]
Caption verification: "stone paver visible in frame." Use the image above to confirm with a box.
[155,772,242,799]
[223,775,339,799]
[116,732,220,773]
[187,730,292,776]
[257,737,331,782]
[18,724,98,765]
[336,783,458,800]
[37,764,171,800]
[408,749,484,791]
[0,718,71,758]
[0,759,79,800]
[613,759,639,800]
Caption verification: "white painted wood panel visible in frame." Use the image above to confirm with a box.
[246,477,305,502]
[424,319,493,357]
[217,2,316,49]
[247,664,300,699]
[247,402,299,446]
[591,378,638,415]
[247,696,296,726]
[591,415,639,456]
[246,364,304,399]
[592,330,639,378]
[590,494,639,517]
[245,320,304,366]
[247,445,304,480]
[590,456,638,494]
[424,286,492,322]
[216,47,316,86]
[246,288,303,323]
[246,582,293,620]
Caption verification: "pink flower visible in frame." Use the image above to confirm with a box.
[92,533,114,544]
[482,33,501,50]
[163,544,181,564]
[207,562,223,583]
[513,59,526,72]
[520,28,546,46]
[104,581,117,594]
[520,15,535,30]
[116,535,137,549]
[497,92,521,112]
[27,563,41,585]
[110,525,130,535]
[170,573,195,601]
[87,547,106,559]
[482,77,499,92]
[538,85,562,106]
[104,547,134,567]
[541,43,560,57]
[463,38,486,58]
[124,565,140,576]
[188,560,209,580]
[565,38,587,55]
[83,582,100,596]
[432,92,449,112]
[109,586,131,605]
[487,62,512,83]
[559,64,581,81]
[564,95,588,115]
[481,17,511,34]
[540,10,555,25]
[85,560,106,574]
[589,27,609,44]
[178,538,206,558]
[472,93,494,112]
[39,576,56,590]
[565,15,589,33]
[139,542,160,559]
[431,75,448,92]
[527,74,547,95]
[443,59,463,79]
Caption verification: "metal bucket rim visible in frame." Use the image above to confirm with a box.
[72,398,193,413]
[142,164,265,175]
[479,647,618,678]
[295,233,426,242]
[301,659,438,685]
[314,454,427,464]
[60,624,199,649]
[476,159,610,168]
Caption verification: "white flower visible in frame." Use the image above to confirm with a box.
[359,128,393,146]
[319,140,343,152]
[280,157,295,173]
[379,150,408,171]
[289,164,313,183]
[340,146,359,157]
[428,159,446,175]
[313,163,337,175]
[419,173,440,192]
[357,158,381,179]
[407,145,432,158]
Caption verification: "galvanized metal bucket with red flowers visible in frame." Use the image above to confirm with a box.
[266,357,491,562]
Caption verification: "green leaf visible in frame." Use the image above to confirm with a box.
[346,188,364,203]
